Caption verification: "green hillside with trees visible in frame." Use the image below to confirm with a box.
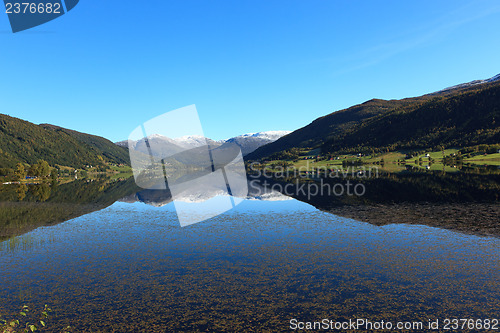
[247,80,500,160]
[0,114,129,169]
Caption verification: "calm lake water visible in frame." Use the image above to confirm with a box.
[1,197,500,332]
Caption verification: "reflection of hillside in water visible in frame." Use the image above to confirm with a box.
[324,203,500,237]
[1,168,498,240]
[0,178,140,241]
[0,176,290,240]
[257,169,500,237]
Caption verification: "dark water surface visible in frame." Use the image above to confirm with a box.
[1,198,499,332]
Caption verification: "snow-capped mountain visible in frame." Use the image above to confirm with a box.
[115,140,129,148]
[173,135,224,149]
[123,134,185,158]
[232,131,292,141]
[116,130,290,156]
[437,73,500,94]
[219,131,291,156]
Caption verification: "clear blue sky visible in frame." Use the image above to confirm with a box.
[1,0,500,142]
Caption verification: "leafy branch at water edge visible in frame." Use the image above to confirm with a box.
[0,305,71,333]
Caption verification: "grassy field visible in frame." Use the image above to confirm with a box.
[109,164,133,173]
[417,149,459,159]
[362,152,405,163]
[463,153,500,165]
[258,149,500,174]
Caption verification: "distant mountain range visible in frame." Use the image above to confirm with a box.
[0,109,288,170]
[248,73,500,160]
[0,108,289,170]
[117,131,291,157]
[2,72,498,169]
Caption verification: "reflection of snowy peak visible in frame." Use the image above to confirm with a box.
[173,190,229,203]
[119,181,292,207]
[245,192,293,201]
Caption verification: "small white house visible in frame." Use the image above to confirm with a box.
[425,153,430,158]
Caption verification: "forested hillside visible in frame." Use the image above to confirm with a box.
[0,114,129,168]
[322,82,500,153]
[248,80,500,160]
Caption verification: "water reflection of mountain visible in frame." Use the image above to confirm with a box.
[119,188,173,207]
[255,170,500,237]
[0,178,139,241]
[0,178,291,240]
[119,181,291,207]
[2,169,498,240]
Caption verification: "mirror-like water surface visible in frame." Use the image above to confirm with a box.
[1,199,499,332]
